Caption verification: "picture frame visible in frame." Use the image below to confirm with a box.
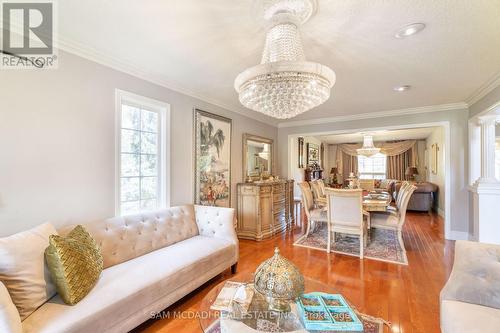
[307,143,319,165]
[194,109,232,207]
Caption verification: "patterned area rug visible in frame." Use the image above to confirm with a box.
[293,223,408,265]
[205,311,387,333]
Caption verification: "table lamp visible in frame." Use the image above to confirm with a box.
[405,166,419,182]
[330,167,338,184]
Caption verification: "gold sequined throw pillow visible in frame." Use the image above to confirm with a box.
[45,225,103,305]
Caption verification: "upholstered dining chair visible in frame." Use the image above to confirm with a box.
[298,182,328,237]
[310,180,327,207]
[325,188,369,258]
[371,184,417,250]
[388,181,411,214]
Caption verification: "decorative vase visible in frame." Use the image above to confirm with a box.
[253,247,305,312]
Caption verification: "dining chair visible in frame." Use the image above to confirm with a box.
[388,181,411,214]
[298,182,328,237]
[310,180,327,207]
[370,184,417,250]
[325,188,368,258]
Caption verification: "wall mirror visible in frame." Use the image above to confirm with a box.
[243,133,273,180]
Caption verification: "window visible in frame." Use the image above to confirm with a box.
[116,90,170,215]
[358,153,387,179]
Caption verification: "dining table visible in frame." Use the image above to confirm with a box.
[362,191,392,212]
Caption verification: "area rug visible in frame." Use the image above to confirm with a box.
[293,223,408,265]
[205,311,388,333]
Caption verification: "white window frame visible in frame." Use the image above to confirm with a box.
[357,153,387,179]
[115,89,170,216]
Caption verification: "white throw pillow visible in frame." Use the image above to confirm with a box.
[0,282,22,333]
[0,223,58,320]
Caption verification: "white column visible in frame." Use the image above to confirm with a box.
[477,115,498,182]
[472,114,500,244]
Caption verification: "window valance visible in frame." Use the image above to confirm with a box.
[337,140,417,157]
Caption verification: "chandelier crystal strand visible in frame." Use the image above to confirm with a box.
[235,0,335,119]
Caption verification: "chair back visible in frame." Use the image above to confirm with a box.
[310,180,324,201]
[397,184,417,229]
[298,182,314,217]
[396,181,411,207]
[317,180,326,196]
[325,188,363,228]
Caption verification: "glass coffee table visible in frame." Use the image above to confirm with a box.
[199,273,381,333]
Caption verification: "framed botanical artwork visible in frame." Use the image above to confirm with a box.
[306,143,319,165]
[194,109,232,207]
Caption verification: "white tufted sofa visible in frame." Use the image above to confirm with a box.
[3,204,238,333]
[440,240,500,333]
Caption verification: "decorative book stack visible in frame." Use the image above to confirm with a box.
[296,292,363,331]
[210,281,254,314]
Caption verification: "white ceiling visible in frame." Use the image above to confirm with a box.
[317,127,437,144]
[55,1,500,124]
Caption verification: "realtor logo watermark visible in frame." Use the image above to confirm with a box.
[1,1,57,69]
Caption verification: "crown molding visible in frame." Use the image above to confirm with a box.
[466,71,500,106]
[54,36,279,127]
[277,102,468,128]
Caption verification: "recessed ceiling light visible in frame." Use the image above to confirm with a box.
[395,23,426,38]
[394,85,411,92]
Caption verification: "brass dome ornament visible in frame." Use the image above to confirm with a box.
[254,247,305,312]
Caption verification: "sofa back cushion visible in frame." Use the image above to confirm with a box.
[82,205,199,269]
[0,223,57,320]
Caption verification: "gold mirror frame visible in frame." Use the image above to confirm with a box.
[243,133,274,181]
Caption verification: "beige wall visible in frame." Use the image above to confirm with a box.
[0,51,277,237]
[426,128,446,215]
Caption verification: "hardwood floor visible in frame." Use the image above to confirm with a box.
[135,212,454,333]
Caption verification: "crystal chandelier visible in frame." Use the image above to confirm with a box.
[357,135,381,157]
[234,0,336,119]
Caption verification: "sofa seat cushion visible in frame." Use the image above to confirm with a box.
[440,240,500,309]
[441,300,500,333]
[22,235,235,333]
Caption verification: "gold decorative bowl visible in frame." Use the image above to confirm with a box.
[254,247,305,312]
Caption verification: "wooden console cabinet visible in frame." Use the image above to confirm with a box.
[236,180,294,241]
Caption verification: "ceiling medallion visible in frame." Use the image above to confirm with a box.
[234,0,336,119]
[357,135,381,157]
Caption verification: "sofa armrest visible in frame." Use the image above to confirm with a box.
[0,282,22,333]
[194,205,239,248]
